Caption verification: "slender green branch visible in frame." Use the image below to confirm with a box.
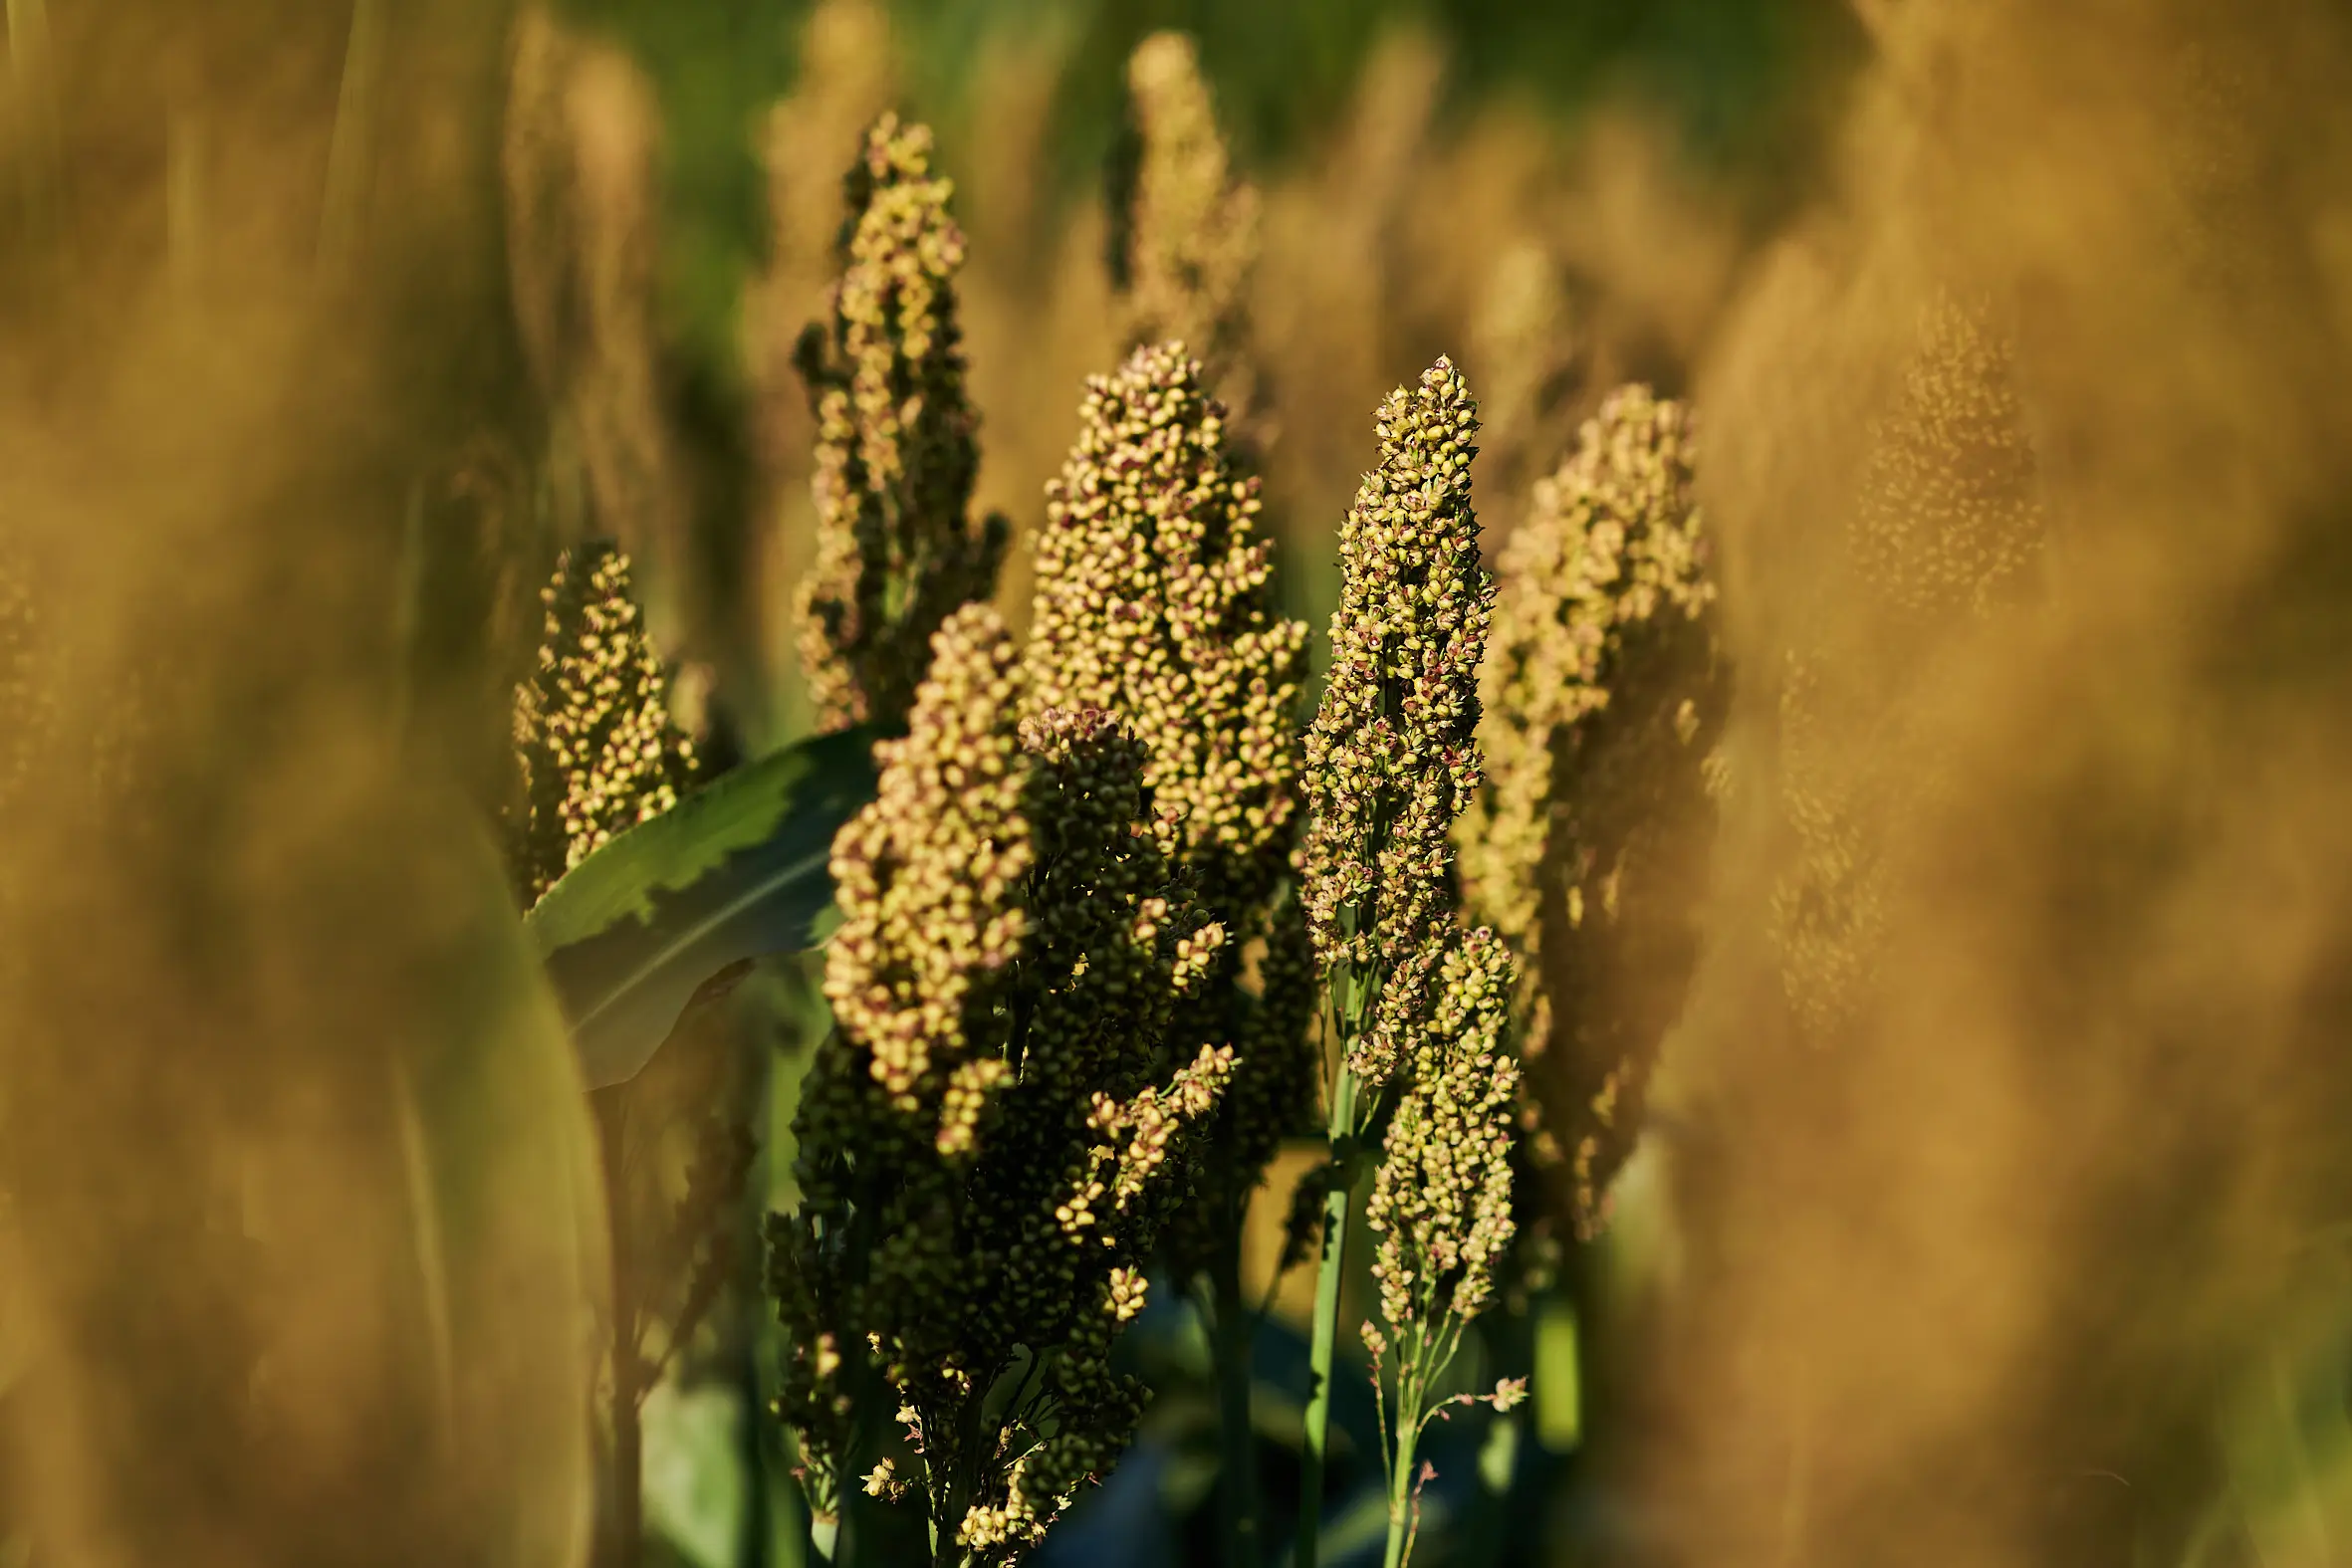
[1382,1383,1420,1568]
[1296,1060,1360,1568]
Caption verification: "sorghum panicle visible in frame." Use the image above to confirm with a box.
[1116,35,1262,418]
[1028,340,1307,918]
[794,113,1009,735]
[509,541,698,903]
[774,605,1235,1563]
[1364,927,1519,1349]
[1458,386,1717,1236]
[1026,339,1314,1273]
[1461,385,1709,978]
[1300,357,1492,1085]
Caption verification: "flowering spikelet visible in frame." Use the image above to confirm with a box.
[793,113,1009,734]
[1365,928,1519,1346]
[509,541,698,903]
[772,606,1234,1561]
[1114,35,1263,430]
[1301,357,1491,1085]
[1457,386,1719,1234]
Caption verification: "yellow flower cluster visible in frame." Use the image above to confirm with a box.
[1026,338,1315,1279]
[773,605,1236,1561]
[509,542,698,903]
[1457,385,1717,1235]
[1365,927,1519,1350]
[1028,340,1307,918]
[1115,34,1263,432]
[1300,357,1492,1084]
[793,113,1008,734]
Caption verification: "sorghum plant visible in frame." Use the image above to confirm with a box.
[508,540,699,904]
[1361,927,1525,1568]
[1295,357,1494,1568]
[1771,294,2043,1043]
[1111,34,1264,438]
[500,537,748,1568]
[1459,385,1718,1235]
[1024,339,1315,1565]
[771,605,1237,1567]
[1301,358,1490,1087]
[793,114,1008,735]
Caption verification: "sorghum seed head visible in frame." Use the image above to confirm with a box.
[794,112,1008,735]
[1300,356,1492,1084]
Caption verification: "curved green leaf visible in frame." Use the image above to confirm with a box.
[527,727,879,1088]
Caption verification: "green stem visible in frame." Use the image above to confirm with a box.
[1295,1066,1358,1568]
[1206,1243,1261,1568]
[594,1094,643,1568]
[1382,1392,1418,1568]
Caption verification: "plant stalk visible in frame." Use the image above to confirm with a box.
[1206,1242,1261,1568]
[1295,1065,1358,1568]
[1382,1392,1419,1568]
[595,1093,643,1568]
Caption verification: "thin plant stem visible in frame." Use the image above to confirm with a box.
[595,1092,644,1568]
[1382,1392,1418,1568]
[1295,1063,1359,1568]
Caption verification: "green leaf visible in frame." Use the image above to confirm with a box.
[527,727,880,1089]
[393,817,609,1568]
[643,1381,751,1568]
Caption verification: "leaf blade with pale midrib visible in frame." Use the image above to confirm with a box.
[528,726,879,1088]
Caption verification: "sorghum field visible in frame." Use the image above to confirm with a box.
[7,3,2352,1567]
